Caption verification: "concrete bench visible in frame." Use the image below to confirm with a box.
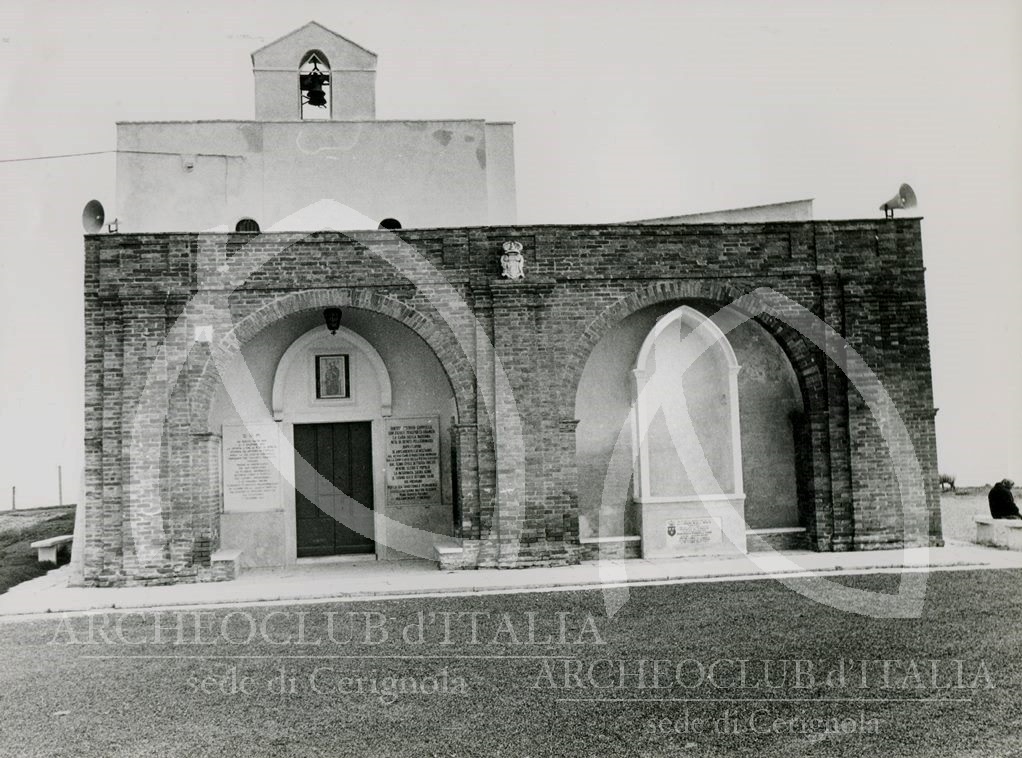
[433,542,465,571]
[974,516,1022,550]
[30,534,73,563]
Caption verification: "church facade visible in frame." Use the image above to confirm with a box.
[77,23,941,586]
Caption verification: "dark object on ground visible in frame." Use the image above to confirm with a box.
[0,507,75,593]
[989,479,1021,519]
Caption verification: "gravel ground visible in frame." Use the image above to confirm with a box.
[0,570,1020,757]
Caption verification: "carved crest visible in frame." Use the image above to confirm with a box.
[667,523,676,537]
[500,240,525,280]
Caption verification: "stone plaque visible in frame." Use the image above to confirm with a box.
[222,423,281,512]
[386,417,440,506]
[665,517,722,547]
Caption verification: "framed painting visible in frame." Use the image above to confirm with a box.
[315,354,350,399]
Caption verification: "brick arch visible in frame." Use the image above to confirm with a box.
[560,279,835,549]
[560,280,825,418]
[193,287,477,430]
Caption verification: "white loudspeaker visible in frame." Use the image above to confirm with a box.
[880,184,917,217]
[82,199,105,233]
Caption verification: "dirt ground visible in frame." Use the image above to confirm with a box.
[0,506,76,593]
[0,505,75,535]
[940,487,993,543]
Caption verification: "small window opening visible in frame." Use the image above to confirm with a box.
[379,218,402,230]
[299,51,331,120]
[235,218,260,233]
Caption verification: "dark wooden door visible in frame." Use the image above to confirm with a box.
[294,422,374,557]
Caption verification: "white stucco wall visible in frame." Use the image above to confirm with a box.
[112,22,516,231]
[484,123,517,224]
[116,119,514,231]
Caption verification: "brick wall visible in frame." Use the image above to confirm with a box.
[82,219,941,585]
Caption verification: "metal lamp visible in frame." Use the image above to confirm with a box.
[323,307,342,334]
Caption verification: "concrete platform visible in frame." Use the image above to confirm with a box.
[3,545,1022,621]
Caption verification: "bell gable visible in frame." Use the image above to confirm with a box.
[250,21,377,120]
[250,21,376,71]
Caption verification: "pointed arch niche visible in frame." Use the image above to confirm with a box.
[632,305,748,557]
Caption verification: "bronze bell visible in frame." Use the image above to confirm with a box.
[305,75,327,107]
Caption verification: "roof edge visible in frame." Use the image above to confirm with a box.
[249,21,377,63]
[631,198,816,224]
[115,119,493,127]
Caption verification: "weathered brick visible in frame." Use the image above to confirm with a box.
[81,220,941,585]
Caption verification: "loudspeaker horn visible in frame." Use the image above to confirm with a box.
[879,184,917,218]
[82,199,105,233]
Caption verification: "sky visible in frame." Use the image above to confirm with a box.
[0,0,1019,507]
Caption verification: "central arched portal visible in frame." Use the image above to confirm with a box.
[209,306,459,567]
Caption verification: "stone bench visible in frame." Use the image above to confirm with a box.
[974,516,1022,550]
[30,534,73,564]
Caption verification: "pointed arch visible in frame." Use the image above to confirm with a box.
[563,280,836,551]
[632,304,744,502]
[299,50,331,119]
[300,49,331,68]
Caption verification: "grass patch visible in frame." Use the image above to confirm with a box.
[0,569,1020,756]
[0,507,75,594]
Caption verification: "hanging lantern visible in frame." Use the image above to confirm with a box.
[323,307,342,334]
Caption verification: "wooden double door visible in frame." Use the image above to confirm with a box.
[294,422,375,557]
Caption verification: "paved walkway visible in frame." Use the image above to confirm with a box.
[2,543,1021,620]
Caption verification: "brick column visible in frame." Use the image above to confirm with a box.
[119,303,173,580]
[81,243,105,585]
[819,273,855,551]
[182,302,225,567]
[469,286,499,566]
[90,302,126,584]
[452,422,480,538]
[490,277,571,566]
[186,238,241,566]
[556,418,581,559]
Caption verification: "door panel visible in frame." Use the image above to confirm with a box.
[337,421,373,552]
[294,422,374,557]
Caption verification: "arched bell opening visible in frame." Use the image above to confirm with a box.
[299,50,331,120]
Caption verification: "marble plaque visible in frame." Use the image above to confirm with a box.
[386,417,440,506]
[665,517,722,547]
[222,423,281,512]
